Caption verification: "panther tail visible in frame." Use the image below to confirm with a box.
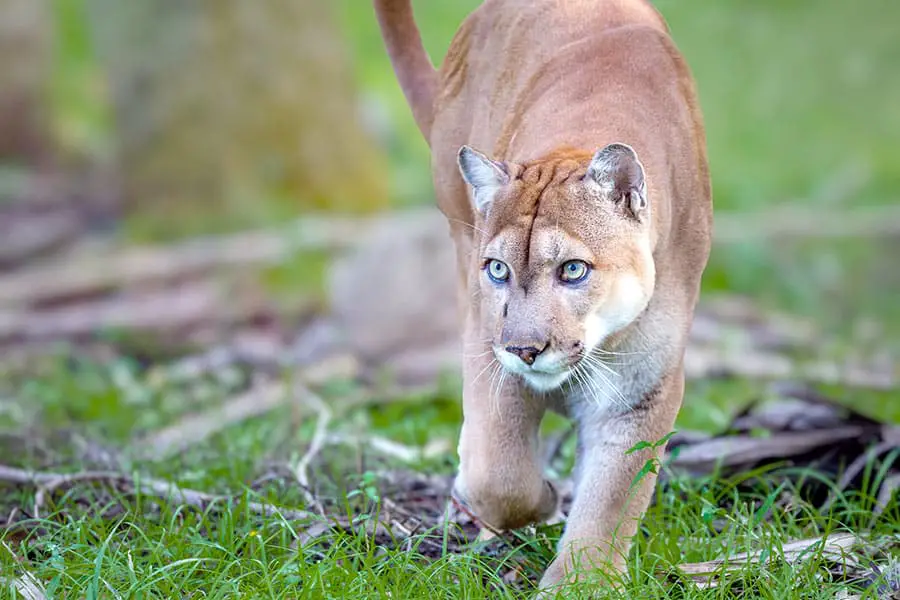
[373,0,437,142]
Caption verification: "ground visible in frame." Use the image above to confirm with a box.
[0,343,898,597]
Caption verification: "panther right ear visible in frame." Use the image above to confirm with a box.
[457,145,509,214]
[587,142,648,220]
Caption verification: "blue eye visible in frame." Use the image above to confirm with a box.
[559,260,590,284]
[485,259,511,283]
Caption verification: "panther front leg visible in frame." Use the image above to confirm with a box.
[539,366,685,595]
[452,349,559,532]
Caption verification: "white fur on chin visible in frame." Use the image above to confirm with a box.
[521,370,574,392]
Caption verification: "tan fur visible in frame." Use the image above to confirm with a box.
[375,0,712,593]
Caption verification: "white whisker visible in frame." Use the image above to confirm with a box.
[447,217,490,238]
[571,363,591,406]
[571,350,630,412]
[582,360,632,412]
[580,352,622,379]
[488,361,506,420]
[592,347,645,357]
[471,357,499,387]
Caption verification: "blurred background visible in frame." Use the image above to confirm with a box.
[0,0,897,444]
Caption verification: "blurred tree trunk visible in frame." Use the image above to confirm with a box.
[85,1,388,239]
[0,0,53,166]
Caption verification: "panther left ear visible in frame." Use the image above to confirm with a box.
[457,145,509,214]
[587,143,648,219]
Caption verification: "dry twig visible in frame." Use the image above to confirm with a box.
[138,357,360,461]
[293,390,331,515]
[136,380,292,461]
[821,440,900,513]
[677,533,860,589]
[874,474,900,517]
[325,433,451,464]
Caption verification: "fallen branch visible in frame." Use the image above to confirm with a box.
[0,210,81,271]
[0,465,314,522]
[0,275,306,346]
[667,426,869,473]
[0,210,435,309]
[33,471,112,520]
[0,284,220,344]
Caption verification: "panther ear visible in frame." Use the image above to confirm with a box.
[587,143,648,219]
[457,145,509,214]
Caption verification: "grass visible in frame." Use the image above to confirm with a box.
[2,357,899,598]
[3,486,895,599]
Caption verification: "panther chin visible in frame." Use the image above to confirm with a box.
[495,349,578,393]
[520,370,574,393]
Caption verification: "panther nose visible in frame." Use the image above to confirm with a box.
[505,344,546,366]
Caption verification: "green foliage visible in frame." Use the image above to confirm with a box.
[628,432,678,493]
[627,431,678,457]
[261,249,331,310]
[50,0,112,161]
